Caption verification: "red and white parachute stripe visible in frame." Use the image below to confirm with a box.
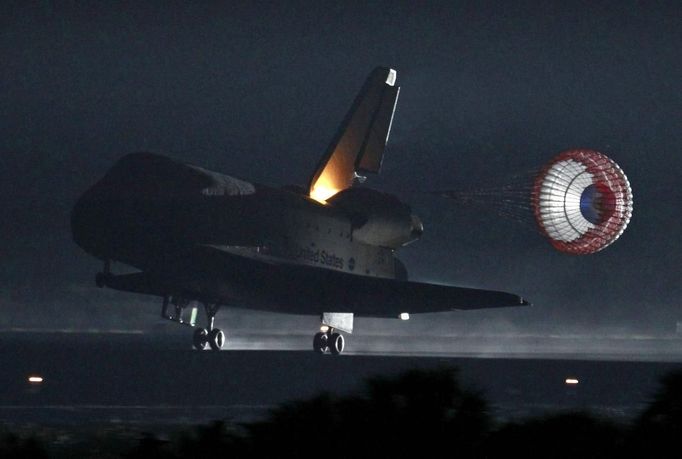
[531,149,633,255]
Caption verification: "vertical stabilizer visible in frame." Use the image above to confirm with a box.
[308,67,400,203]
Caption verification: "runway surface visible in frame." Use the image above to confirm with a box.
[1,331,680,428]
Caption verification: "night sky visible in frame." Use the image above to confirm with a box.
[1,1,680,335]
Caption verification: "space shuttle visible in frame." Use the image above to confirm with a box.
[71,67,528,354]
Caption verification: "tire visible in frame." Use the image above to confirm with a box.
[208,328,225,351]
[193,328,208,350]
[329,333,344,355]
[313,332,328,353]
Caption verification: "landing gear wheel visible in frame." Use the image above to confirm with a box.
[329,333,344,355]
[193,328,208,350]
[313,332,329,354]
[208,328,225,351]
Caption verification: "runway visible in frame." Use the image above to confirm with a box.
[0,331,680,428]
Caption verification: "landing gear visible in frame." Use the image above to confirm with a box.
[95,260,111,288]
[313,332,329,353]
[208,328,225,350]
[329,332,345,355]
[193,328,208,350]
[193,302,224,351]
[202,303,224,351]
[161,296,225,351]
[313,328,345,355]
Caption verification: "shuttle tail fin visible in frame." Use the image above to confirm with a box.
[308,67,400,203]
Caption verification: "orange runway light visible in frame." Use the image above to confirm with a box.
[565,378,579,385]
[27,376,44,384]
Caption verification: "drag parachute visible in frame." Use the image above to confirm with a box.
[531,149,633,255]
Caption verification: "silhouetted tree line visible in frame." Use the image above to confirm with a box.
[2,369,681,458]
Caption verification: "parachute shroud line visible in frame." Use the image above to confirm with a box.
[432,148,633,256]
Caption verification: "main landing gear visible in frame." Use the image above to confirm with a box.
[95,260,226,351]
[161,296,225,351]
[313,326,345,355]
[193,327,225,351]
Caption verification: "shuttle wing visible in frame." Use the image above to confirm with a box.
[134,246,528,317]
[308,67,400,203]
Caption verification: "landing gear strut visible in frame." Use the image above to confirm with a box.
[192,303,224,351]
[160,296,225,351]
[95,260,111,288]
[313,327,345,355]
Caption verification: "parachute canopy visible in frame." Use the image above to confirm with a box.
[531,149,633,255]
